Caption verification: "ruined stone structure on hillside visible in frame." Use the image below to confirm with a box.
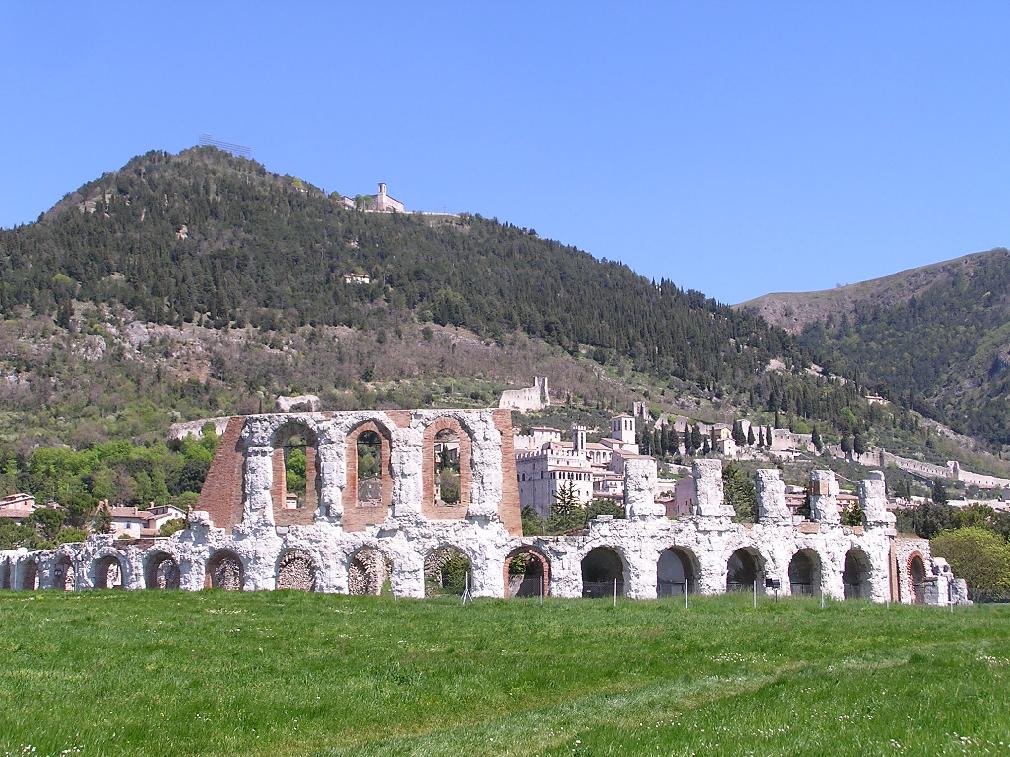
[498,376,551,413]
[0,408,965,606]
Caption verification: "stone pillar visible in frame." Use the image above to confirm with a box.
[549,548,583,599]
[691,459,733,520]
[809,470,840,525]
[472,552,506,598]
[625,458,663,520]
[755,469,791,525]
[391,428,424,517]
[316,441,341,522]
[464,413,503,519]
[243,445,276,524]
[390,552,425,598]
[860,471,896,532]
[625,545,659,600]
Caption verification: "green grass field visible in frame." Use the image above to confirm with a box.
[1,592,1008,756]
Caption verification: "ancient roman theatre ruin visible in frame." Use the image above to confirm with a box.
[0,408,966,606]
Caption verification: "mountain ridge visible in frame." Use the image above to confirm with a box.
[735,249,1005,334]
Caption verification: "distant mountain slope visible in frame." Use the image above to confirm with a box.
[736,250,999,334]
[739,248,1010,445]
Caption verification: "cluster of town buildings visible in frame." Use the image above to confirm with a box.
[0,493,185,539]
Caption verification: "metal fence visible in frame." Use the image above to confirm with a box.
[657,580,692,598]
[582,580,623,599]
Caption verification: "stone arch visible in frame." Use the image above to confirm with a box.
[504,546,550,598]
[271,420,322,527]
[205,549,244,591]
[20,558,38,591]
[94,553,125,589]
[843,547,873,600]
[908,552,927,605]
[657,546,699,597]
[52,554,75,591]
[276,548,318,591]
[581,546,625,598]
[144,550,181,589]
[726,547,765,593]
[422,417,472,520]
[787,549,822,597]
[342,419,394,531]
[348,546,393,596]
[423,545,472,597]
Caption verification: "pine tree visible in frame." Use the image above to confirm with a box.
[746,425,756,446]
[841,435,853,456]
[690,424,703,452]
[732,421,746,446]
[811,426,823,452]
[853,432,866,456]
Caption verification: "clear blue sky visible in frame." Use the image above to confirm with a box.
[3,3,1009,303]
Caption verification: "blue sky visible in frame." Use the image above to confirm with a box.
[2,3,1009,303]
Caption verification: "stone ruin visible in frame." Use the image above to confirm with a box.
[0,407,967,606]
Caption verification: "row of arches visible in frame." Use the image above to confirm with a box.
[579,545,875,599]
[0,543,879,599]
[265,416,473,528]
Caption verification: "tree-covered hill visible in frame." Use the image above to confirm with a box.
[0,146,983,480]
[742,248,1010,446]
[0,147,799,388]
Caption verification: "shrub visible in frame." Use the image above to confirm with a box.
[932,527,1010,592]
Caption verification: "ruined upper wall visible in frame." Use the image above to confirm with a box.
[194,408,522,535]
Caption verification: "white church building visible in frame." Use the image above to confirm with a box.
[515,414,650,516]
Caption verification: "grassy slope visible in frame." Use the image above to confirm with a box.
[1,592,1009,756]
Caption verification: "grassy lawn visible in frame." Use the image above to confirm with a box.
[1,592,1009,756]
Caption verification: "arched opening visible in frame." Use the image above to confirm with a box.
[434,428,462,506]
[94,555,124,589]
[843,548,873,600]
[272,423,320,527]
[206,550,244,591]
[343,420,394,531]
[357,431,383,506]
[422,418,472,520]
[657,547,698,597]
[909,554,927,605]
[726,548,764,593]
[52,555,74,591]
[581,547,624,598]
[21,559,38,591]
[276,549,317,591]
[788,549,821,596]
[505,547,550,598]
[0,558,10,589]
[348,547,393,595]
[145,551,180,589]
[424,546,471,597]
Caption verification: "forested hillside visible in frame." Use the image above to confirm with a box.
[744,249,1010,446]
[0,147,798,388]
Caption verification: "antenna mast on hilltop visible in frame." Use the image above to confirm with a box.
[198,134,252,159]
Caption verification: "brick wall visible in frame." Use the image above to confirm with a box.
[195,417,247,532]
[495,410,523,536]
